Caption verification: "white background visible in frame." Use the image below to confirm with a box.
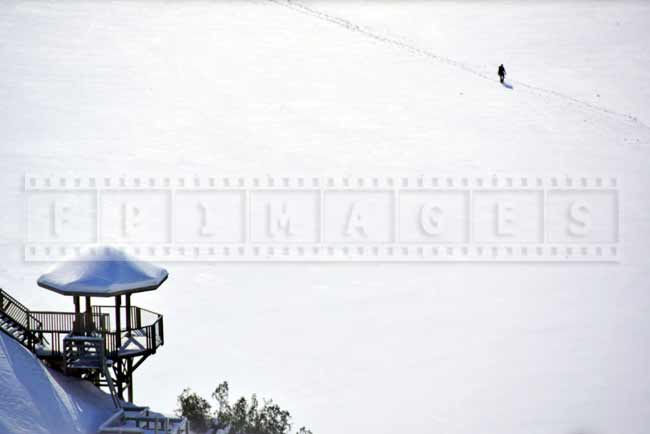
[1,1,650,433]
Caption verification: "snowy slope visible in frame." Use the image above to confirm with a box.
[0,332,115,434]
[1,1,650,434]
[306,0,650,127]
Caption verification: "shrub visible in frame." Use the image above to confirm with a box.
[176,388,213,433]
[177,381,313,434]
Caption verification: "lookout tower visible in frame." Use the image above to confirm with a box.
[0,247,190,431]
[17,246,168,404]
[35,247,167,403]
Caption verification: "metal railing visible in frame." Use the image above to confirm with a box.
[92,305,161,333]
[87,305,163,358]
[101,315,164,359]
[36,306,163,359]
[29,311,110,357]
[99,409,189,434]
[0,288,163,360]
[0,288,44,350]
[29,311,110,333]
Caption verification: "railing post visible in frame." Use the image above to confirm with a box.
[151,324,157,352]
[159,316,164,346]
[114,295,123,400]
[85,296,92,336]
[25,310,33,351]
[125,294,132,338]
[115,296,122,349]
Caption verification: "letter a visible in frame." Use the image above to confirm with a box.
[345,201,367,238]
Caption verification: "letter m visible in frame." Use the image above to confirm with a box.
[267,201,294,238]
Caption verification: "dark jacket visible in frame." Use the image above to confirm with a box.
[498,65,506,77]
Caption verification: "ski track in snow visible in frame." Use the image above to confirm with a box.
[268,0,650,132]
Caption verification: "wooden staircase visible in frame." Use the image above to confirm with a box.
[98,408,189,434]
[0,288,121,408]
[1,287,188,431]
[64,335,121,409]
[0,288,45,351]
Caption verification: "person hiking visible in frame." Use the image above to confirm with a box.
[498,64,506,83]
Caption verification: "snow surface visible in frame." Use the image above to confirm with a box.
[1,1,650,434]
[0,332,115,434]
[37,246,168,296]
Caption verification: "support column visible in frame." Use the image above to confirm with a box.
[85,296,92,335]
[115,295,122,349]
[73,296,81,334]
[115,295,123,400]
[126,294,131,337]
[125,293,133,403]
[127,358,133,403]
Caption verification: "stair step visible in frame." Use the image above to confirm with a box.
[1,290,46,354]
